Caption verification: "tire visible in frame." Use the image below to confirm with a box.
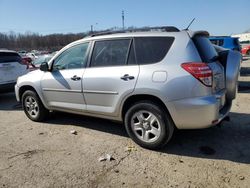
[22,90,49,122]
[247,50,250,56]
[124,101,174,150]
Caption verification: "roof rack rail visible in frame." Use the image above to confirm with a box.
[89,26,180,37]
[209,36,231,38]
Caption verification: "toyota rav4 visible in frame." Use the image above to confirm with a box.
[15,27,241,149]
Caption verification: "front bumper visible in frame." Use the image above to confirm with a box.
[0,82,16,93]
[168,91,231,129]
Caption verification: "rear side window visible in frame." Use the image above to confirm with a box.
[209,39,216,45]
[218,39,224,46]
[210,39,224,46]
[234,38,240,46]
[0,52,21,63]
[90,39,131,67]
[134,37,174,65]
[193,36,218,63]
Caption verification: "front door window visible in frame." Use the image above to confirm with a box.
[53,43,89,70]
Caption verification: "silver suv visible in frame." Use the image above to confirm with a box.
[15,27,241,149]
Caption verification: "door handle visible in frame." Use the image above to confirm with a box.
[120,74,135,81]
[71,75,81,81]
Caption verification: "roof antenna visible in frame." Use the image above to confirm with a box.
[185,18,195,30]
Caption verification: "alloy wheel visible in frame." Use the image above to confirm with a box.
[131,110,162,143]
[24,96,39,118]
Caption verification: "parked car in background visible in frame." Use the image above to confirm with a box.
[26,52,38,61]
[209,36,241,52]
[15,27,241,149]
[29,54,54,71]
[20,55,33,68]
[241,45,250,56]
[18,50,27,56]
[0,50,28,93]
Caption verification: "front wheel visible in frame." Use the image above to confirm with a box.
[22,90,49,122]
[124,101,174,150]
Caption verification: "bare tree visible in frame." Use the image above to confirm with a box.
[0,32,86,51]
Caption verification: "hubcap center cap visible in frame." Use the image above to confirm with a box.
[142,122,150,129]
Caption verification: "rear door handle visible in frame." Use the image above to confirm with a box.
[120,74,135,81]
[71,75,81,81]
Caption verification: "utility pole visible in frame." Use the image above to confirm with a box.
[90,25,93,33]
[122,10,125,30]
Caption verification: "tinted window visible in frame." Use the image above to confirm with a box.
[233,38,240,46]
[210,39,217,45]
[218,39,224,46]
[53,43,89,70]
[134,37,174,65]
[0,52,21,63]
[90,39,130,67]
[210,39,224,46]
[193,36,218,63]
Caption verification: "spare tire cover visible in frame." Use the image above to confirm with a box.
[225,51,241,100]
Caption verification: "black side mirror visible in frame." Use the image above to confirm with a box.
[40,62,49,72]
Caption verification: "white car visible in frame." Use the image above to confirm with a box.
[26,52,38,60]
[0,50,28,93]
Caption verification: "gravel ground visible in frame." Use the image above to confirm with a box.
[0,59,250,188]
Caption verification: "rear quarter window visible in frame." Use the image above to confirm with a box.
[134,37,174,65]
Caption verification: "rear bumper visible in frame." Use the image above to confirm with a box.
[15,84,20,102]
[0,82,16,93]
[168,91,231,129]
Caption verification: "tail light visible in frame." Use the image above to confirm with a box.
[20,59,27,64]
[181,62,213,87]
[19,59,29,69]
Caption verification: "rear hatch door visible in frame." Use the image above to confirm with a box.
[192,35,225,93]
[0,51,24,84]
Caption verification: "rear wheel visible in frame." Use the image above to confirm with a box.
[247,50,250,56]
[124,101,174,149]
[22,90,49,122]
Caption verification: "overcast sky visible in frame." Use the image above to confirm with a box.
[0,0,249,35]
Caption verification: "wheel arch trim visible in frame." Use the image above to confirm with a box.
[120,93,176,127]
[18,84,49,109]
